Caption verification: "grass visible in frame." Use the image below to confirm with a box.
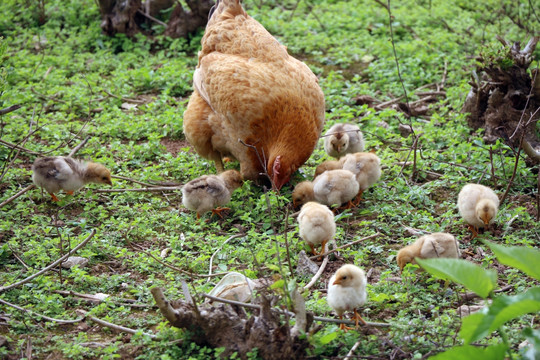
[0,0,539,358]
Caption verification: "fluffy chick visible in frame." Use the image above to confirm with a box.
[324,123,364,159]
[292,169,359,209]
[32,156,112,202]
[182,170,243,219]
[396,232,460,272]
[314,160,342,178]
[340,151,381,203]
[298,202,336,256]
[457,184,499,239]
[327,264,368,331]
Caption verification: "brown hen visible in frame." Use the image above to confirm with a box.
[183,0,325,190]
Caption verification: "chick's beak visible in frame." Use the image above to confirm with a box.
[333,278,342,285]
[106,178,112,185]
[481,214,490,225]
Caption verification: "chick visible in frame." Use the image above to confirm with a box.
[292,169,359,210]
[327,264,368,331]
[314,160,341,178]
[32,156,112,202]
[457,184,499,239]
[396,232,460,272]
[298,202,336,256]
[182,170,243,219]
[340,151,381,203]
[324,123,364,159]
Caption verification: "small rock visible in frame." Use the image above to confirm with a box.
[296,250,319,276]
[398,124,415,137]
[457,304,484,317]
[160,248,171,258]
[377,121,389,128]
[61,256,89,269]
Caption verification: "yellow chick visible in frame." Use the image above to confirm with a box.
[396,232,460,272]
[298,202,336,256]
[324,123,364,159]
[292,169,359,209]
[340,151,381,203]
[327,264,368,331]
[457,184,499,239]
[313,160,341,178]
[182,170,243,219]
[32,156,112,202]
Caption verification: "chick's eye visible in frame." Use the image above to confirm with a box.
[342,276,347,280]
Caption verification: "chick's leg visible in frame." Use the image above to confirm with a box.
[353,308,367,328]
[353,190,364,206]
[338,315,353,332]
[309,243,317,256]
[66,191,74,195]
[467,225,479,240]
[49,193,60,202]
[319,239,328,256]
[211,207,230,219]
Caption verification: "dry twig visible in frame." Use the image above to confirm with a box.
[0,229,96,293]
[0,184,35,208]
[76,310,157,339]
[309,233,380,260]
[0,298,84,324]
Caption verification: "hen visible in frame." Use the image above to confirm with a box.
[183,0,325,190]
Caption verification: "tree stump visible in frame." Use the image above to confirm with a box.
[462,36,540,164]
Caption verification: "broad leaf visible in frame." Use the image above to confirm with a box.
[416,258,497,298]
[428,344,507,360]
[460,287,540,343]
[319,331,338,345]
[484,241,540,280]
[522,328,540,360]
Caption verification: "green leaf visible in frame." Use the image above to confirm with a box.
[483,241,540,280]
[416,258,497,298]
[459,313,486,343]
[522,328,540,360]
[460,287,540,343]
[428,344,507,360]
[319,331,338,345]
[270,279,285,290]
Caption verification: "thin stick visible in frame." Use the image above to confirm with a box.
[302,255,329,291]
[139,248,228,278]
[77,310,157,339]
[102,89,147,104]
[500,136,524,206]
[309,233,380,260]
[344,339,362,360]
[0,229,96,293]
[68,136,90,157]
[111,175,166,187]
[0,184,35,208]
[136,9,167,27]
[0,298,84,324]
[0,104,21,116]
[94,186,182,193]
[208,234,245,280]
[0,139,41,155]
[53,290,154,308]
[283,207,294,275]
[202,293,391,328]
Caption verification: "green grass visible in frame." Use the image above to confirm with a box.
[0,0,538,358]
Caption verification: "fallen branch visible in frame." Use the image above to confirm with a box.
[0,139,41,155]
[0,184,35,208]
[0,298,84,324]
[53,290,154,308]
[0,104,22,116]
[202,293,391,328]
[460,284,513,301]
[76,309,157,339]
[94,186,182,193]
[0,229,96,293]
[302,255,329,291]
[68,136,90,157]
[139,247,228,278]
[309,233,380,260]
[111,175,169,187]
